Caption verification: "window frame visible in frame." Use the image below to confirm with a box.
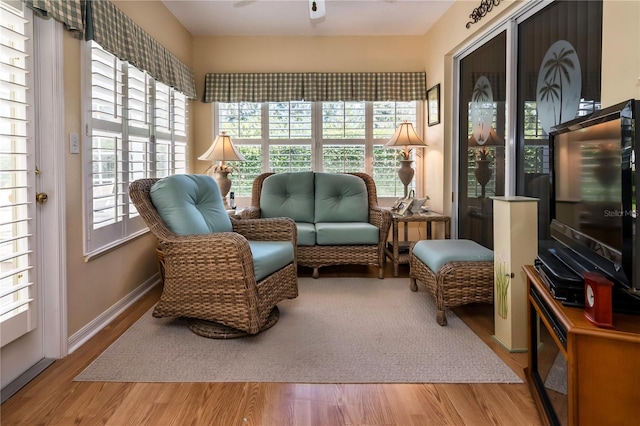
[211,100,424,205]
[81,41,189,258]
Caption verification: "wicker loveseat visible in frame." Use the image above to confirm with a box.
[241,171,392,279]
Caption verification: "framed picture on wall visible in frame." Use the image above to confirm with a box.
[427,84,440,126]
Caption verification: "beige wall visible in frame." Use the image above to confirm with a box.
[601,0,640,105]
[191,36,427,173]
[64,1,193,335]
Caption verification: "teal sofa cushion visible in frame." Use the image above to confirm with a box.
[260,171,315,223]
[295,222,316,246]
[314,173,369,223]
[315,222,379,245]
[248,241,294,281]
[150,174,232,235]
[412,239,494,272]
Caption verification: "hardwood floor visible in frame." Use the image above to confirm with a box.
[1,264,543,425]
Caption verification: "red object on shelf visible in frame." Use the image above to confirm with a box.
[583,271,614,328]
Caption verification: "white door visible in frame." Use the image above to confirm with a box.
[1,1,65,396]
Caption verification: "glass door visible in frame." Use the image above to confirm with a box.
[516,0,602,245]
[457,31,507,249]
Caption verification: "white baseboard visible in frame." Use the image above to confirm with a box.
[67,273,160,354]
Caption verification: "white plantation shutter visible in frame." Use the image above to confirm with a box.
[155,81,172,178]
[0,0,36,346]
[173,92,188,173]
[373,101,417,197]
[268,101,313,172]
[322,101,366,139]
[85,42,190,254]
[216,102,262,196]
[322,101,366,173]
[89,41,123,239]
[219,102,261,139]
[269,101,312,139]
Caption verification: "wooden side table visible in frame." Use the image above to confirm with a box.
[384,211,451,276]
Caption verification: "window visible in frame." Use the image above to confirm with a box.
[84,41,188,255]
[0,0,35,345]
[214,100,420,199]
[521,99,601,178]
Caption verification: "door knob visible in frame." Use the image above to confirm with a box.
[36,192,48,204]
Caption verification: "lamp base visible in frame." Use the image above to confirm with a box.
[474,159,492,198]
[398,159,415,198]
[212,170,232,209]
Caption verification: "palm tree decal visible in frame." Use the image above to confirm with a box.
[538,80,561,126]
[472,79,490,102]
[472,78,491,143]
[539,47,576,125]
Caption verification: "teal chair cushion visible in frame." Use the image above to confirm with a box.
[150,174,232,235]
[412,239,494,272]
[260,172,315,223]
[295,222,316,246]
[248,241,294,281]
[314,173,369,223]
[315,222,379,245]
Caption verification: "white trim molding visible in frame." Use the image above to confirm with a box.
[67,275,161,354]
[34,15,67,360]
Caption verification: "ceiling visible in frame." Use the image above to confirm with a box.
[161,0,455,37]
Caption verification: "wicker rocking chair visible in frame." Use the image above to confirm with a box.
[129,175,299,338]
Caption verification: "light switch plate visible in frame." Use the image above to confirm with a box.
[70,133,79,154]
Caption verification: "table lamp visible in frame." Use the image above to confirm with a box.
[198,131,245,209]
[384,121,428,197]
[468,127,503,198]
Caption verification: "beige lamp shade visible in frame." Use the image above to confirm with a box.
[198,132,245,210]
[384,121,427,150]
[467,127,503,147]
[198,132,246,163]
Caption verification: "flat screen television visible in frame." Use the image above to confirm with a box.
[548,99,639,303]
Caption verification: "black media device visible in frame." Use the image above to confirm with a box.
[537,99,640,313]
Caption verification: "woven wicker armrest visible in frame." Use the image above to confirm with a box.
[369,206,392,229]
[231,217,297,243]
[240,206,261,219]
[160,231,255,274]
[369,207,392,245]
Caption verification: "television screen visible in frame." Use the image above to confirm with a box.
[549,99,638,297]
[552,118,623,252]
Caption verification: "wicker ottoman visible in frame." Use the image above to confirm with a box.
[409,239,494,326]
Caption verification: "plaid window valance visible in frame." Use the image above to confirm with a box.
[22,0,197,99]
[24,0,84,38]
[84,0,196,99]
[202,72,427,103]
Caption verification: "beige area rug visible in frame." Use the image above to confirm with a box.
[75,278,522,384]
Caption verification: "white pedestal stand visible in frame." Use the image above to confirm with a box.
[491,196,538,352]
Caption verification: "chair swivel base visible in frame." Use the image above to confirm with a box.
[186,306,280,339]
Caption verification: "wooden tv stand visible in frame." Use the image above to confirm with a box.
[524,265,640,426]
